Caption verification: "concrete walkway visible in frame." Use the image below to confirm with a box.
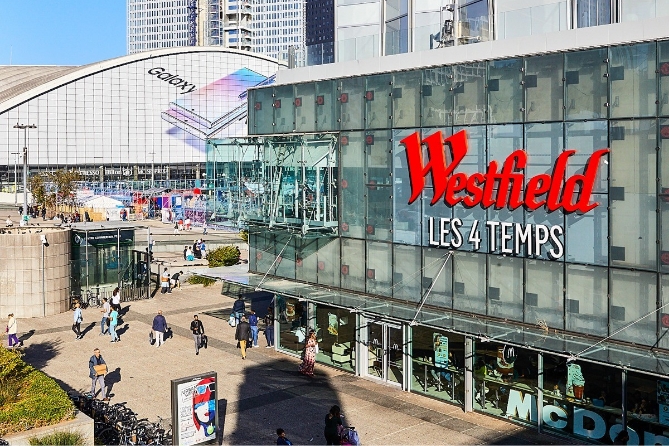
[5,280,577,445]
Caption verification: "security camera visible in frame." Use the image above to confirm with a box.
[40,234,48,245]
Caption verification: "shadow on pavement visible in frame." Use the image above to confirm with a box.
[106,367,122,396]
[18,329,36,344]
[79,322,97,339]
[225,355,343,445]
[116,323,130,337]
[21,339,62,370]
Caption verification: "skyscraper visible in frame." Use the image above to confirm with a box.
[251,0,305,64]
[127,0,251,54]
[305,0,334,66]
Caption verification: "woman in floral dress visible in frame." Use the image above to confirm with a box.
[298,331,318,376]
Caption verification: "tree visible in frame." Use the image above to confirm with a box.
[28,174,50,209]
[49,169,81,208]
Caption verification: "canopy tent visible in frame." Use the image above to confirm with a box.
[81,195,126,221]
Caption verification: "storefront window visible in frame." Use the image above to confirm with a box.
[609,43,656,119]
[276,295,308,355]
[421,67,453,128]
[626,372,669,444]
[410,327,464,406]
[314,303,355,372]
[473,342,538,425]
[488,58,523,124]
[365,74,392,130]
[339,77,365,131]
[542,357,622,444]
[565,48,608,120]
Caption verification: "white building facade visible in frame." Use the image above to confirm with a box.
[252,0,306,64]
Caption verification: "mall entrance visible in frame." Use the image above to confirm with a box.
[362,317,405,387]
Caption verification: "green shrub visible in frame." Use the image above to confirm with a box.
[29,431,85,445]
[0,347,75,436]
[239,230,248,243]
[186,275,217,287]
[206,245,240,267]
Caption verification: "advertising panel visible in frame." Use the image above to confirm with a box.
[171,372,217,446]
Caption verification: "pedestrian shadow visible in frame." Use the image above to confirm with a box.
[18,329,36,344]
[106,367,121,396]
[21,339,62,370]
[116,323,130,337]
[80,322,97,339]
[217,399,227,445]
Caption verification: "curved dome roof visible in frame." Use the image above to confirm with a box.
[0,47,283,114]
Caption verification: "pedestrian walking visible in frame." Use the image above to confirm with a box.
[190,314,205,355]
[185,217,191,230]
[248,309,259,347]
[100,297,111,335]
[298,331,318,376]
[88,348,109,401]
[111,287,121,312]
[276,428,293,445]
[73,303,83,340]
[263,306,274,348]
[152,310,168,347]
[183,245,188,260]
[109,307,119,343]
[6,313,21,348]
[324,405,343,445]
[41,206,46,220]
[202,221,208,235]
[161,268,171,294]
[199,240,207,259]
[235,316,251,360]
[232,295,246,325]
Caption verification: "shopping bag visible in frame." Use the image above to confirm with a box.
[229,314,237,327]
[201,334,208,349]
[149,331,155,345]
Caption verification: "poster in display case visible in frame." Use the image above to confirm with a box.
[171,372,218,446]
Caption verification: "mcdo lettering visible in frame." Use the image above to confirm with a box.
[401,130,609,213]
[147,67,196,94]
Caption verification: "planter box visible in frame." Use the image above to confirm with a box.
[3,411,93,446]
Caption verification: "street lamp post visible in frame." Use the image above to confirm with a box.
[10,151,19,206]
[13,123,36,221]
[148,151,156,188]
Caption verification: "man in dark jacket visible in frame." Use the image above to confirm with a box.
[88,348,109,401]
[235,316,251,359]
[152,310,168,347]
[232,295,246,324]
[190,314,205,355]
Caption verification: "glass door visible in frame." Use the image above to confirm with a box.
[365,319,404,387]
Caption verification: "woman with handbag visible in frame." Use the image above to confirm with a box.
[6,313,21,348]
[88,348,109,401]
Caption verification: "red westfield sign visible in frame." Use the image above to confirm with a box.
[401,130,609,213]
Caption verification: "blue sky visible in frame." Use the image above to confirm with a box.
[0,0,126,66]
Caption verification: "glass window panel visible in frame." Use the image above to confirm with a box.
[410,327,465,406]
[250,87,273,134]
[341,238,365,292]
[565,193,608,265]
[473,342,538,423]
[453,125,488,252]
[365,74,392,130]
[565,48,608,120]
[577,0,611,27]
[609,43,657,119]
[314,303,355,372]
[317,237,340,287]
[565,264,608,337]
[366,130,392,242]
[393,128,421,245]
[453,251,486,313]
[276,296,308,354]
[366,241,392,296]
[487,256,523,321]
[340,132,366,239]
[422,247,453,309]
[621,0,669,21]
[392,70,421,128]
[422,67,454,128]
[610,269,657,345]
[273,85,294,133]
[625,371,665,440]
[565,120,608,191]
[659,274,669,349]
[458,0,490,43]
[295,82,316,132]
[339,77,365,130]
[524,53,564,122]
[525,259,564,329]
[660,119,669,272]
[385,16,408,56]
[497,0,568,39]
[453,62,486,125]
[392,244,421,303]
[315,80,338,132]
[275,235,296,280]
[610,119,657,270]
[296,237,318,284]
[488,58,523,124]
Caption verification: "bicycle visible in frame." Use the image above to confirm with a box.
[85,286,102,308]
[151,415,173,445]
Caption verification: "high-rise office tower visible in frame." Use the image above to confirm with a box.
[251,0,305,64]
[305,0,334,66]
[127,0,251,54]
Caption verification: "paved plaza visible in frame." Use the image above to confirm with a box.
[7,278,578,445]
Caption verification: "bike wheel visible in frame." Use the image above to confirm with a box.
[95,427,119,445]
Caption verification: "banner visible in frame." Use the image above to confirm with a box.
[171,372,217,446]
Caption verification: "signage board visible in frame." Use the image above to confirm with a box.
[171,372,218,446]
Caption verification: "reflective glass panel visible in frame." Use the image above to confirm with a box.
[453,251,486,314]
[340,132,366,239]
[524,53,564,122]
[422,247,453,309]
[577,0,611,27]
[250,87,274,134]
[422,67,453,127]
[273,85,294,133]
[339,77,365,130]
[488,58,523,124]
[365,74,392,130]
[392,244,421,303]
[659,41,669,117]
[366,241,392,297]
[314,303,355,372]
[392,70,421,128]
[295,83,316,132]
[565,264,608,337]
[609,43,657,119]
[660,118,669,272]
[621,0,669,21]
[341,238,365,292]
[525,259,564,329]
[488,255,523,321]
[317,238,340,287]
[610,269,657,346]
[315,80,338,132]
[453,62,486,125]
[365,130,392,242]
[276,295,308,354]
[565,48,608,120]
